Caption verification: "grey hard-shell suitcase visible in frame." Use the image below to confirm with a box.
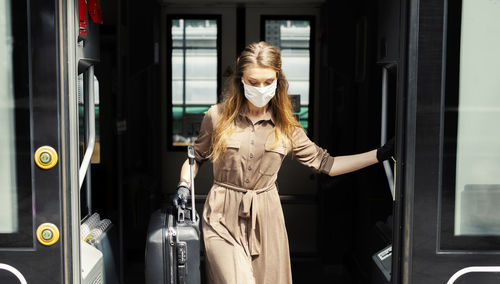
[145,146,201,284]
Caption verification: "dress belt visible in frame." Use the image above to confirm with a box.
[214,181,276,256]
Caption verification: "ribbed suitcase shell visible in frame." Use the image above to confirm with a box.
[145,206,201,284]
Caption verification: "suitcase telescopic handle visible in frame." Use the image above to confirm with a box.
[187,146,196,221]
[188,145,195,165]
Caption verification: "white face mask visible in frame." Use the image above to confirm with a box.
[242,80,277,107]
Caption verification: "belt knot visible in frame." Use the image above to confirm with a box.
[214,181,276,256]
[239,190,256,218]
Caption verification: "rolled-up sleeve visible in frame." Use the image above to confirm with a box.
[193,105,216,165]
[291,127,334,174]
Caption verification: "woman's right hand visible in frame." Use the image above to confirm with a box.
[173,185,190,209]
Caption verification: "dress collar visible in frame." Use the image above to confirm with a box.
[238,106,275,125]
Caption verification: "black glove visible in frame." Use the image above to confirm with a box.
[173,185,190,209]
[376,137,395,162]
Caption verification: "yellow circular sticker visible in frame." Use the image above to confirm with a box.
[36,223,60,246]
[34,146,58,170]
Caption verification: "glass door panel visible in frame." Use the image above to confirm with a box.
[453,0,500,236]
[0,0,17,234]
[441,0,500,249]
[0,0,32,248]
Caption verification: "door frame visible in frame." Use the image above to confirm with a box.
[0,0,80,283]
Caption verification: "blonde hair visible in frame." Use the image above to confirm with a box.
[209,41,302,161]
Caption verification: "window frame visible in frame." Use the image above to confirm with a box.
[260,15,315,137]
[166,14,222,151]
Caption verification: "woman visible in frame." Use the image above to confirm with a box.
[174,41,394,284]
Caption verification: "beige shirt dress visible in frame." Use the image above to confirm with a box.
[194,104,334,284]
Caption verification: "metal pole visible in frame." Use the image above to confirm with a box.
[381,67,395,200]
[182,19,186,117]
[188,146,196,221]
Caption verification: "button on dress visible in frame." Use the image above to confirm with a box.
[194,104,334,284]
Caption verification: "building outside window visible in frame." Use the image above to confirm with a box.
[264,18,312,131]
[168,17,219,147]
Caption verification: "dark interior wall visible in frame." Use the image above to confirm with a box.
[317,0,358,280]
[350,0,394,280]
[92,0,163,282]
[320,0,393,282]
[121,0,163,282]
[92,0,118,221]
[91,0,124,281]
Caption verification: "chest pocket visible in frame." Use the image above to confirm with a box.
[220,138,241,171]
[259,140,287,176]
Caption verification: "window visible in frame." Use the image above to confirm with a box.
[167,17,220,148]
[441,0,500,250]
[262,18,313,132]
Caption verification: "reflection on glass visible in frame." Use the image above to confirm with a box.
[455,0,500,236]
[171,19,218,146]
[0,0,18,234]
[265,20,311,130]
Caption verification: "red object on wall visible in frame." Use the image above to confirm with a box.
[78,0,87,36]
[88,0,103,24]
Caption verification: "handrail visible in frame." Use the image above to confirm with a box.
[381,67,395,200]
[79,65,96,189]
[0,263,27,284]
[447,266,500,284]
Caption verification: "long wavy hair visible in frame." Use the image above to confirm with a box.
[209,41,302,161]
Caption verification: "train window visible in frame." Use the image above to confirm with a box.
[262,18,313,132]
[441,0,500,250]
[167,17,220,148]
[0,0,33,247]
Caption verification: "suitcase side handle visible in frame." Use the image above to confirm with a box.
[177,208,185,223]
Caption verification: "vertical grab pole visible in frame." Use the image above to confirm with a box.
[381,67,395,200]
[187,146,196,221]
